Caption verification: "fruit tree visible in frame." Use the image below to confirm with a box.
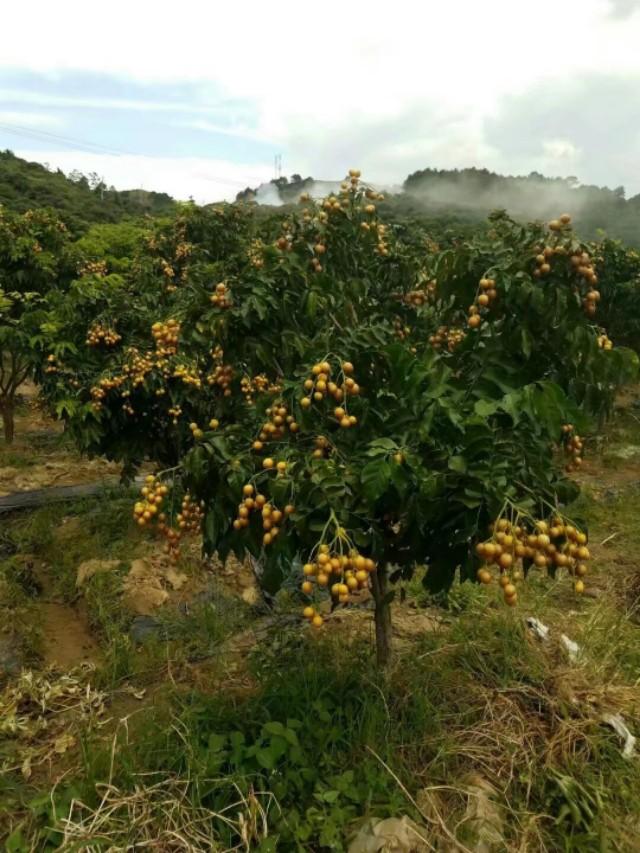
[40,175,638,664]
[0,207,69,443]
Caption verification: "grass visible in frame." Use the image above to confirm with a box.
[3,396,640,850]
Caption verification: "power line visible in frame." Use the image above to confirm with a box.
[0,120,268,189]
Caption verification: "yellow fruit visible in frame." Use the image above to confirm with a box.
[303,563,315,576]
[575,579,585,594]
[263,458,275,469]
[303,606,315,619]
[312,614,324,627]
[301,397,312,408]
[301,580,313,594]
[499,553,513,569]
[477,568,492,584]
[342,362,354,374]
[209,418,219,429]
[243,484,254,496]
[276,461,287,473]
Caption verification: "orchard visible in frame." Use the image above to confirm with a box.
[33,174,638,664]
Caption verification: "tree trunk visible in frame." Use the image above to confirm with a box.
[371,564,392,667]
[0,398,15,445]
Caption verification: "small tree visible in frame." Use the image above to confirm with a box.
[41,182,637,664]
[0,207,69,443]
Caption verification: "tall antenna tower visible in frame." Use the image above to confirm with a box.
[274,154,282,180]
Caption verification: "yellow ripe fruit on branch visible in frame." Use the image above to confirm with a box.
[499,553,513,570]
[263,458,275,469]
[312,614,324,627]
[303,606,315,619]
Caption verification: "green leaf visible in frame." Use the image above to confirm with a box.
[361,459,391,501]
[448,455,467,473]
[474,399,498,418]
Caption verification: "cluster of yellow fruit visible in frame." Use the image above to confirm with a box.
[85,324,122,347]
[373,223,390,256]
[548,213,572,232]
[206,347,234,396]
[311,435,331,459]
[562,423,584,472]
[232,483,295,545]
[123,349,156,388]
[174,241,193,260]
[78,259,108,278]
[597,333,613,351]
[301,544,378,625]
[309,240,326,273]
[173,363,202,389]
[168,405,182,424]
[476,515,590,602]
[321,195,345,214]
[133,475,169,526]
[468,278,498,329]
[151,319,180,356]
[276,234,294,253]
[44,354,59,374]
[567,248,600,316]
[240,374,282,405]
[393,317,412,341]
[248,238,265,269]
[189,421,205,440]
[252,402,299,451]
[210,281,232,308]
[428,325,466,352]
[160,493,204,562]
[402,280,436,307]
[90,374,125,408]
[300,360,359,410]
[532,246,556,277]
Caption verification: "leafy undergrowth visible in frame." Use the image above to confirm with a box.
[2,397,640,850]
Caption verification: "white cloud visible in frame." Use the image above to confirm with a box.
[3,1,640,193]
[0,110,63,128]
[13,149,272,202]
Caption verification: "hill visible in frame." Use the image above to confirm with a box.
[0,150,176,235]
[238,168,640,246]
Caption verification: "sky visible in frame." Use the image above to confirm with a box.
[1,0,640,202]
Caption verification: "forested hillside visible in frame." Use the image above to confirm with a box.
[0,150,176,235]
